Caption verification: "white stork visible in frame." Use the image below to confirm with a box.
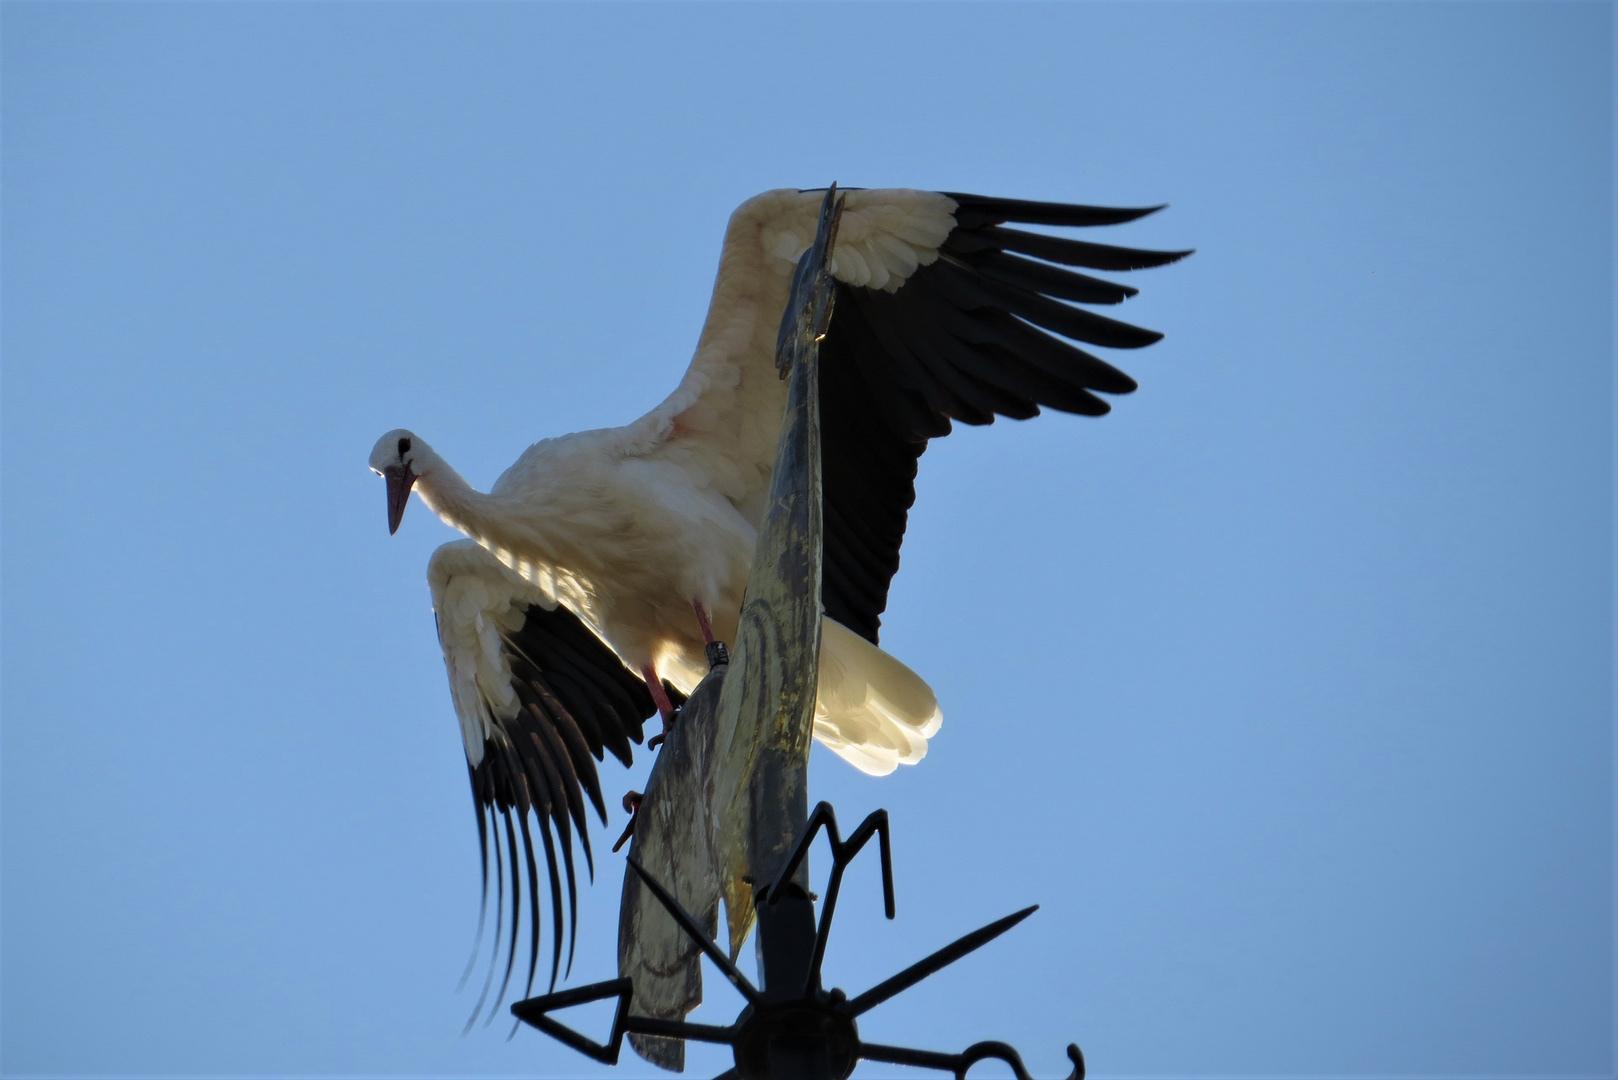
[368,188,1187,1016]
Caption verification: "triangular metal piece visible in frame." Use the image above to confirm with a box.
[510,977,633,1064]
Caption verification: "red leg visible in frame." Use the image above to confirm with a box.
[693,598,729,669]
[693,599,717,644]
[641,664,676,721]
[642,664,676,749]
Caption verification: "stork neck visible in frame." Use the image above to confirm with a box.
[411,452,502,543]
[411,448,573,577]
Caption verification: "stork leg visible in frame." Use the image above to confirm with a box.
[693,598,730,668]
[642,664,676,749]
[643,603,726,753]
[693,599,716,644]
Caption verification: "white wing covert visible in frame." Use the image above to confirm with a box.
[427,540,663,1022]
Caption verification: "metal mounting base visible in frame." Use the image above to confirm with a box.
[513,801,1083,1080]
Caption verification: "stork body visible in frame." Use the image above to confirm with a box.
[382,423,941,777]
[368,187,1188,1013]
[402,430,755,691]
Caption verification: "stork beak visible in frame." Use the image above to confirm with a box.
[383,464,416,535]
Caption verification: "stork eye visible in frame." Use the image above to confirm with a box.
[398,437,412,455]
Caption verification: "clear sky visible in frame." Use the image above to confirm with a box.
[2,3,1612,1077]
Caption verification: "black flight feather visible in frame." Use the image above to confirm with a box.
[943,192,1165,229]
[816,192,1185,643]
[450,594,657,1027]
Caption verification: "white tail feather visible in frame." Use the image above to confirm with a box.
[813,618,943,776]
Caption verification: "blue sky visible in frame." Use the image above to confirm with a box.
[2,3,1612,1077]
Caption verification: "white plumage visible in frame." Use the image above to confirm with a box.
[428,541,544,768]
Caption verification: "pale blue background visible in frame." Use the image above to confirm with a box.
[3,3,1612,1077]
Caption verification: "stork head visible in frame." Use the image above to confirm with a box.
[369,428,421,535]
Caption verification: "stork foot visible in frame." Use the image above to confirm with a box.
[612,791,642,854]
[641,664,677,749]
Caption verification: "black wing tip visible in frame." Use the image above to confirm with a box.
[1120,327,1165,349]
[947,226,1191,272]
[943,192,1169,229]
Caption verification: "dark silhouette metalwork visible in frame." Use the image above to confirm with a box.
[513,801,1084,1080]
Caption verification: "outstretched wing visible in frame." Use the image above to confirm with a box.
[623,188,1189,642]
[428,540,655,1024]
[819,192,1190,640]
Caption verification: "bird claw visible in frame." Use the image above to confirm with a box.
[648,703,679,751]
[612,791,643,853]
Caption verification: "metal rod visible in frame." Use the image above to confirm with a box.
[845,905,1038,1017]
[626,856,761,1006]
[622,1017,737,1045]
[859,1040,1038,1080]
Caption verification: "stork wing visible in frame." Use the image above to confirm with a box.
[427,540,655,1023]
[627,188,1190,641]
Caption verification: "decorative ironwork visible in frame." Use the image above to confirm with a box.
[513,801,1084,1080]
